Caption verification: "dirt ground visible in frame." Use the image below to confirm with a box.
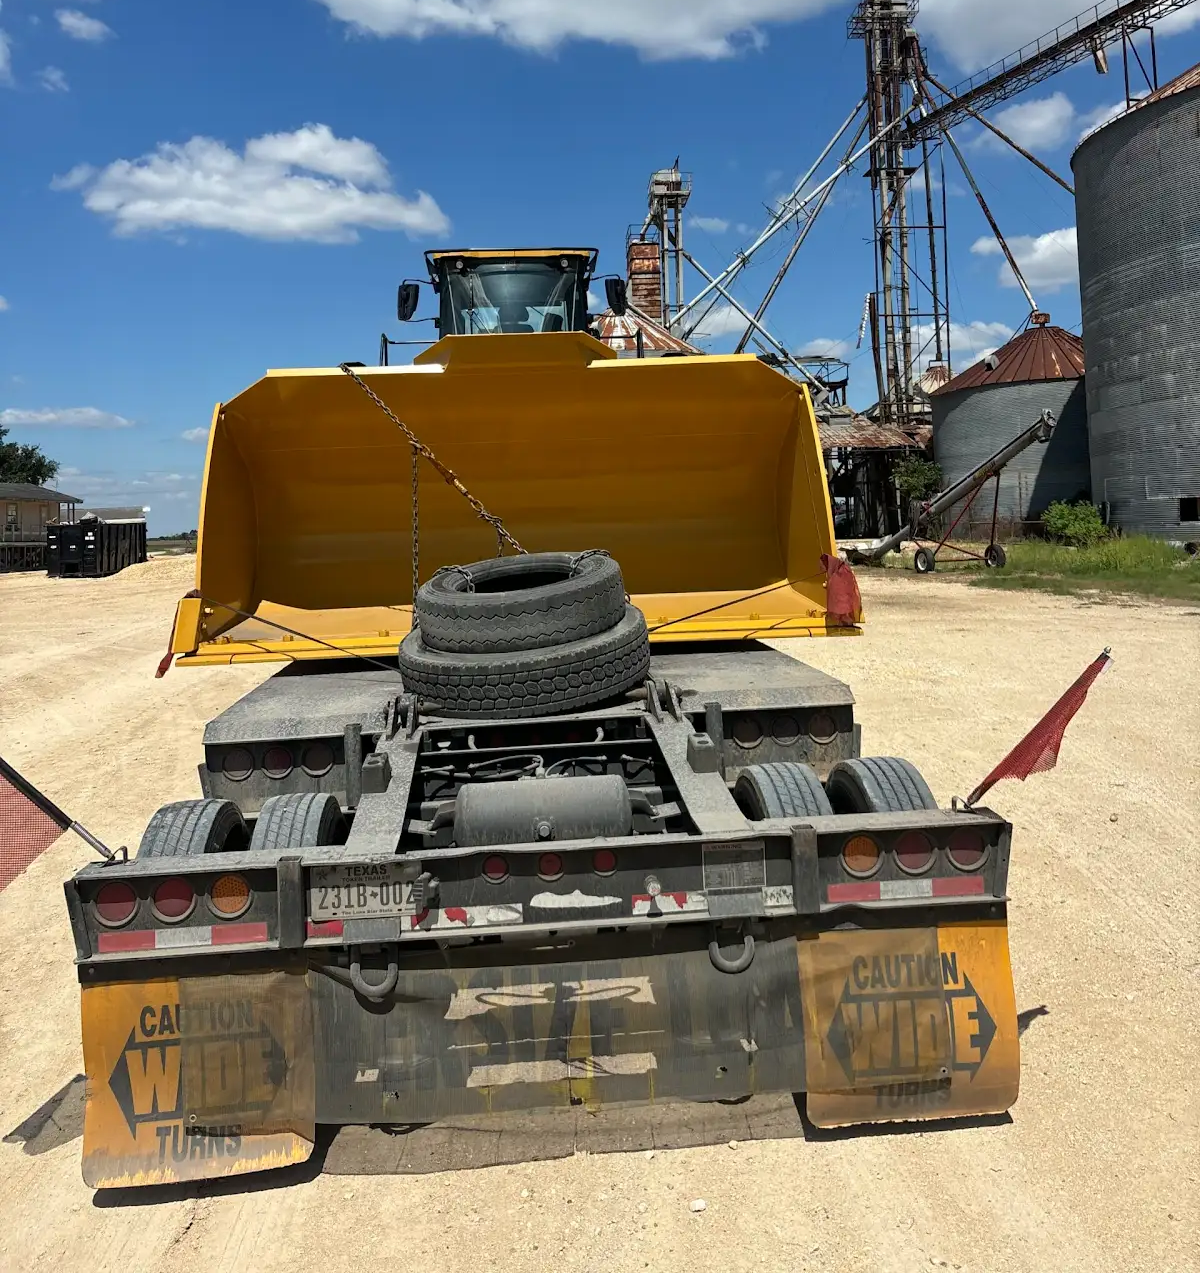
[1,557,1196,1273]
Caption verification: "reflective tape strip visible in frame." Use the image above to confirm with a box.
[96,921,269,954]
[418,904,524,930]
[828,875,987,904]
[631,892,708,917]
[307,918,344,939]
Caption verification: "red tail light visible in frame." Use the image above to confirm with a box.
[895,831,934,874]
[948,829,987,870]
[592,848,617,876]
[152,877,196,922]
[538,853,563,882]
[482,855,508,883]
[94,882,138,927]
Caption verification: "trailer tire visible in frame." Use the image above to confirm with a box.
[138,799,248,859]
[733,762,834,820]
[984,544,1007,568]
[249,792,347,852]
[826,757,937,814]
[913,547,936,574]
[415,551,626,654]
[398,604,651,718]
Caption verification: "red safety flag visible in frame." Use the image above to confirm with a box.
[821,554,862,627]
[967,649,1112,807]
[0,756,72,892]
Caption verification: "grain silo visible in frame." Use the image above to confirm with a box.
[1073,63,1200,539]
[931,320,1091,525]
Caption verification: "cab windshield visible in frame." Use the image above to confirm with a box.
[439,260,587,335]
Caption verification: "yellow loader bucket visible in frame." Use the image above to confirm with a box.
[170,332,851,665]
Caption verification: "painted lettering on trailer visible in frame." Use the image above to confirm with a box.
[825,951,997,1086]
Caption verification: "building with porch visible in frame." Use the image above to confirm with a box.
[0,482,82,572]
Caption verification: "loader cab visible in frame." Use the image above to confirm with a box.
[423,249,599,336]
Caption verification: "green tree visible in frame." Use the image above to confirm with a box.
[893,455,943,504]
[0,424,60,486]
[1041,500,1109,547]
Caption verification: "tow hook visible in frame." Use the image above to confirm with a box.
[708,930,756,974]
[349,944,399,1000]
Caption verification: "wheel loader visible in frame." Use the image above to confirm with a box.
[64,248,1020,1188]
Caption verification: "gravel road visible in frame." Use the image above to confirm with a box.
[1,558,1196,1273]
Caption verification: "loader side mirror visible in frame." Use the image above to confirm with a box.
[397,281,421,322]
[605,277,628,317]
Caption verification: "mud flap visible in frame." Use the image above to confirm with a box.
[799,919,1019,1127]
[80,973,314,1188]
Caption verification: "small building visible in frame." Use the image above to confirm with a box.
[0,482,82,573]
[931,321,1090,528]
[47,506,148,578]
[820,408,924,539]
[590,307,699,358]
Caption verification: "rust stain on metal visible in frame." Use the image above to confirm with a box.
[1137,60,1200,107]
[932,325,1084,395]
[819,414,923,450]
[592,309,698,356]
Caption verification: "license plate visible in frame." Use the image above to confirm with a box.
[308,863,415,920]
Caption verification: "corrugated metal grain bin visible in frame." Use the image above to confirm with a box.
[931,323,1091,523]
[47,507,147,578]
[1073,63,1200,539]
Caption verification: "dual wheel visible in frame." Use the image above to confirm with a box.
[139,792,346,858]
[734,756,937,818]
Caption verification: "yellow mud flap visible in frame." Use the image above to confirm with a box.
[81,972,315,1188]
[798,919,1019,1127]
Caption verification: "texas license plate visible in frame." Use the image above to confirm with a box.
[308,863,415,920]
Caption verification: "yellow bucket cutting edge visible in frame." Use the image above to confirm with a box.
[169,333,852,666]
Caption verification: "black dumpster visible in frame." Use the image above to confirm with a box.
[47,507,148,578]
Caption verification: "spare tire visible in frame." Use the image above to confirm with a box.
[415,551,626,654]
[399,604,650,718]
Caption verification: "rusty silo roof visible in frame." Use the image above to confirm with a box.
[932,323,1084,395]
[591,308,699,355]
[1137,60,1200,107]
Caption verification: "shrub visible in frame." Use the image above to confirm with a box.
[893,456,943,504]
[1041,500,1108,547]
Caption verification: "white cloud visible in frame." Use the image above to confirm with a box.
[0,406,133,428]
[0,29,12,85]
[913,319,1014,369]
[688,215,730,234]
[317,0,840,59]
[799,338,852,360]
[180,427,208,442]
[972,227,1078,294]
[53,124,450,243]
[586,288,601,311]
[0,296,8,312]
[975,92,1075,152]
[57,468,200,520]
[56,8,113,40]
[37,65,68,91]
[690,304,749,339]
[1076,100,1129,143]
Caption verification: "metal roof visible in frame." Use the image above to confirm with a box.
[932,324,1084,395]
[819,413,922,450]
[590,308,699,356]
[0,482,81,503]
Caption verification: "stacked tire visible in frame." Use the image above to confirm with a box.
[398,551,651,719]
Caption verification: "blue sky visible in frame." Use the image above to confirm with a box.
[2,0,1198,533]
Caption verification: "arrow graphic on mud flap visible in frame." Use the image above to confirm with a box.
[825,973,996,1085]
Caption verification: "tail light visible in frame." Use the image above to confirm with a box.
[841,834,881,877]
[895,831,935,874]
[94,882,138,927]
[209,873,252,919]
[482,855,508,883]
[948,829,987,870]
[152,877,196,922]
[592,848,617,876]
[263,746,293,779]
[537,853,563,882]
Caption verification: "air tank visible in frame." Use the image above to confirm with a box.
[931,323,1091,524]
[1073,65,1200,539]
